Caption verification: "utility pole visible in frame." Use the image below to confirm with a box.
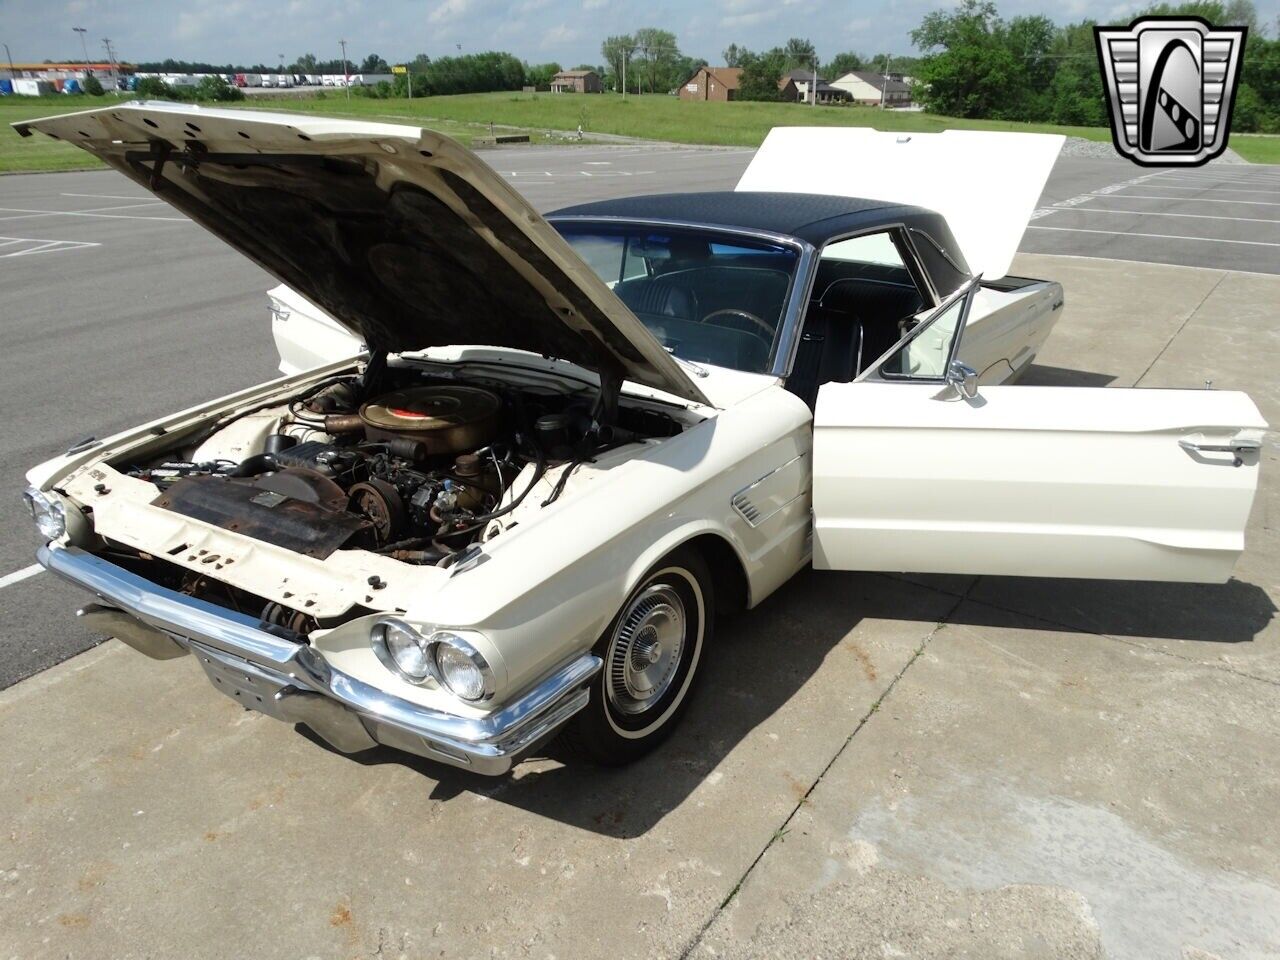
[621,49,626,100]
[73,27,90,75]
[101,37,118,92]
[4,43,16,81]
[879,54,891,109]
[339,38,349,99]
[812,57,818,107]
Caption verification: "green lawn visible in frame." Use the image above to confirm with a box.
[265,90,1120,146]
[0,96,123,172]
[4,91,1277,173]
[0,93,545,173]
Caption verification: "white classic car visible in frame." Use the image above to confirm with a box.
[17,104,1266,775]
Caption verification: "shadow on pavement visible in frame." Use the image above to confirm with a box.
[304,568,926,837]
[302,563,1275,836]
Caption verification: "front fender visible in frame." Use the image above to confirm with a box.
[409,386,814,695]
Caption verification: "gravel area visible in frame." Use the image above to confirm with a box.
[1061,135,1248,162]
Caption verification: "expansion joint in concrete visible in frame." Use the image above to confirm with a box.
[677,578,979,958]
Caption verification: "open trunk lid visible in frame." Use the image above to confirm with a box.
[735,127,1064,281]
[14,102,709,406]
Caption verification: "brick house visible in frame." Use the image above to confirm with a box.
[679,66,742,102]
[550,70,603,93]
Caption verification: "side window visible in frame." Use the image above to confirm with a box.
[621,237,649,281]
[821,232,907,270]
[869,282,977,381]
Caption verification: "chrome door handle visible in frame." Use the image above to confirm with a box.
[1179,437,1261,466]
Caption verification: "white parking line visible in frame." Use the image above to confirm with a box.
[0,564,42,590]
[1026,225,1280,247]
[1117,184,1280,196]
[61,192,153,201]
[1101,193,1280,207]
[0,235,101,258]
[1151,175,1280,191]
[1052,205,1280,224]
[0,202,185,223]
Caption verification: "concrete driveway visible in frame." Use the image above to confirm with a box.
[1,252,1276,959]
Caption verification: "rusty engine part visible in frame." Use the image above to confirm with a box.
[155,468,371,559]
[347,478,407,546]
[359,385,501,454]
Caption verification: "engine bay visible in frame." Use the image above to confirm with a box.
[120,358,686,573]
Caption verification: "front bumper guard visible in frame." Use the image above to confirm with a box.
[38,545,601,775]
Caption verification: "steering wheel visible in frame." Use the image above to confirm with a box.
[702,308,773,341]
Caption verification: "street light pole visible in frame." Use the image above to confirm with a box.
[339,38,349,99]
[101,38,118,92]
[73,27,90,75]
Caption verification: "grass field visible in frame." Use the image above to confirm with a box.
[3,91,1277,172]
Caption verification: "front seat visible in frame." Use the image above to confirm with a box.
[614,278,698,320]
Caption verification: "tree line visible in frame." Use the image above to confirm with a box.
[910,0,1278,132]
[125,3,1279,133]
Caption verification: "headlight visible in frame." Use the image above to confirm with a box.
[432,633,493,702]
[370,620,495,702]
[373,619,432,682]
[22,486,66,541]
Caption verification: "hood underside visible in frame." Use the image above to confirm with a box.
[14,102,708,405]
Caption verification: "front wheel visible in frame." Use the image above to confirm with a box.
[563,548,713,765]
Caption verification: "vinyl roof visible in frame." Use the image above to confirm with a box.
[547,190,946,246]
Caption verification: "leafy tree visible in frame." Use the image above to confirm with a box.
[82,74,105,96]
[825,51,867,76]
[737,47,789,100]
[601,35,636,91]
[722,43,745,67]
[296,53,318,73]
[633,27,681,92]
[525,62,562,87]
[782,37,818,71]
[135,75,180,99]
[911,1,1049,119]
[1137,0,1257,29]
[195,74,244,101]
[360,53,390,73]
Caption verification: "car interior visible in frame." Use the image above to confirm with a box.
[785,232,930,408]
[558,227,798,375]
[612,262,792,374]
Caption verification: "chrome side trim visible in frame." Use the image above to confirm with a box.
[38,544,602,775]
[730,453,808,528]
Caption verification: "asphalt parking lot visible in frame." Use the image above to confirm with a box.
[1,142,1278,958]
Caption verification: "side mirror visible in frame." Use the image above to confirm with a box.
[946,360,979,400]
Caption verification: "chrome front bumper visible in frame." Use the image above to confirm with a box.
[38,545,601,775]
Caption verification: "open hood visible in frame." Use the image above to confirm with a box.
[14,102,709,406]
[735,128,1064,281]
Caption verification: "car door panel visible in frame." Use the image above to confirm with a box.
[812,381,1265,582]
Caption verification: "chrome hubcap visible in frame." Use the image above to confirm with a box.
[607,583,686,715]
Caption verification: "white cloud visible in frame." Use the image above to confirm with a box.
[540,24,581,49]
[428,0,472,25]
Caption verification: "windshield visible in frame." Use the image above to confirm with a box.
[555,223,799,374]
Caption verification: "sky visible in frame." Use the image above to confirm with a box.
[4,0,1277,68]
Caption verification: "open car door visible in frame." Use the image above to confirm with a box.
[268,285,364,375]
[812,284,1266,583]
